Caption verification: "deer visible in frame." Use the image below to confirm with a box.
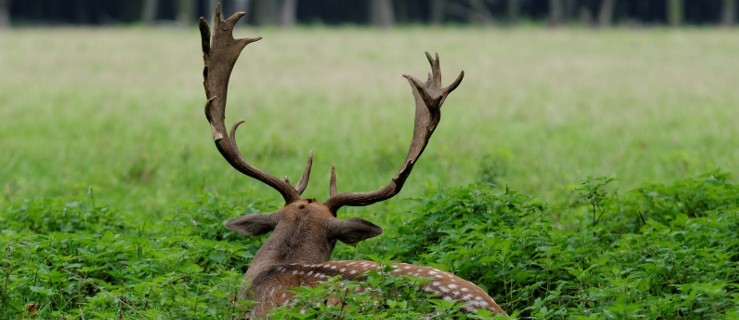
[199,4,507,318]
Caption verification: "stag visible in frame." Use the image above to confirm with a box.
[199,5,507,318]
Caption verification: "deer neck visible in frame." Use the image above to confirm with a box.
[245,224,333,281]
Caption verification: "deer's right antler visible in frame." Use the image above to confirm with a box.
[200,4,312,204]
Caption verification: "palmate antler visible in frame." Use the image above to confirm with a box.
[200,4,463,213]
[324,53,464,213]
[200,5,312,204]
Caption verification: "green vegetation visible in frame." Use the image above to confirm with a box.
[2,173,736,318]
[1,27,737,318]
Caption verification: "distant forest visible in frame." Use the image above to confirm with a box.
[1,0,736,28]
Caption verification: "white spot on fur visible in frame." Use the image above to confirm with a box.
[479,301,490,307]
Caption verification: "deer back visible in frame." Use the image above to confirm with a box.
[249,261,506,316]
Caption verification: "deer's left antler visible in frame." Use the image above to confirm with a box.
[323,52,464,213]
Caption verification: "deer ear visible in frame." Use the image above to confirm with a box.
[224,213,277,236]
[328,218,383,244]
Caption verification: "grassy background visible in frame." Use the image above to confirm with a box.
[1,27,736,212]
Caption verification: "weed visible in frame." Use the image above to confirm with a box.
[574,176,616,226]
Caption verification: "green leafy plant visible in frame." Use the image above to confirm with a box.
[573,176,616,226]
[1,172,736,319]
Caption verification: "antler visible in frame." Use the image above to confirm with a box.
[324,52,464,213]
[200,4,312,204]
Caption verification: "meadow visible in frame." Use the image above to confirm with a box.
[0,26,737,318]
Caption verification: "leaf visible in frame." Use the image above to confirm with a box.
[29,286,54,296]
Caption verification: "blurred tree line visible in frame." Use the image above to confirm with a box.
[0,0,736,28]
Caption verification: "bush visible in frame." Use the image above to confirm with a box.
[1,172,736,318]
[385,172,737,319]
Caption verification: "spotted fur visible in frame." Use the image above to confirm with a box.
[247,260,507,316]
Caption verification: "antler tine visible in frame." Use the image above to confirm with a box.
[324,52,464,213]
[329,165,338,197]
[295,151,313,195]
[201,4,305,204]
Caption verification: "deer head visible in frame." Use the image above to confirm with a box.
[199,4,506,318]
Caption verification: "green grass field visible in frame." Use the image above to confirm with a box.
[2,27,736,208]
[1,27,737,318]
